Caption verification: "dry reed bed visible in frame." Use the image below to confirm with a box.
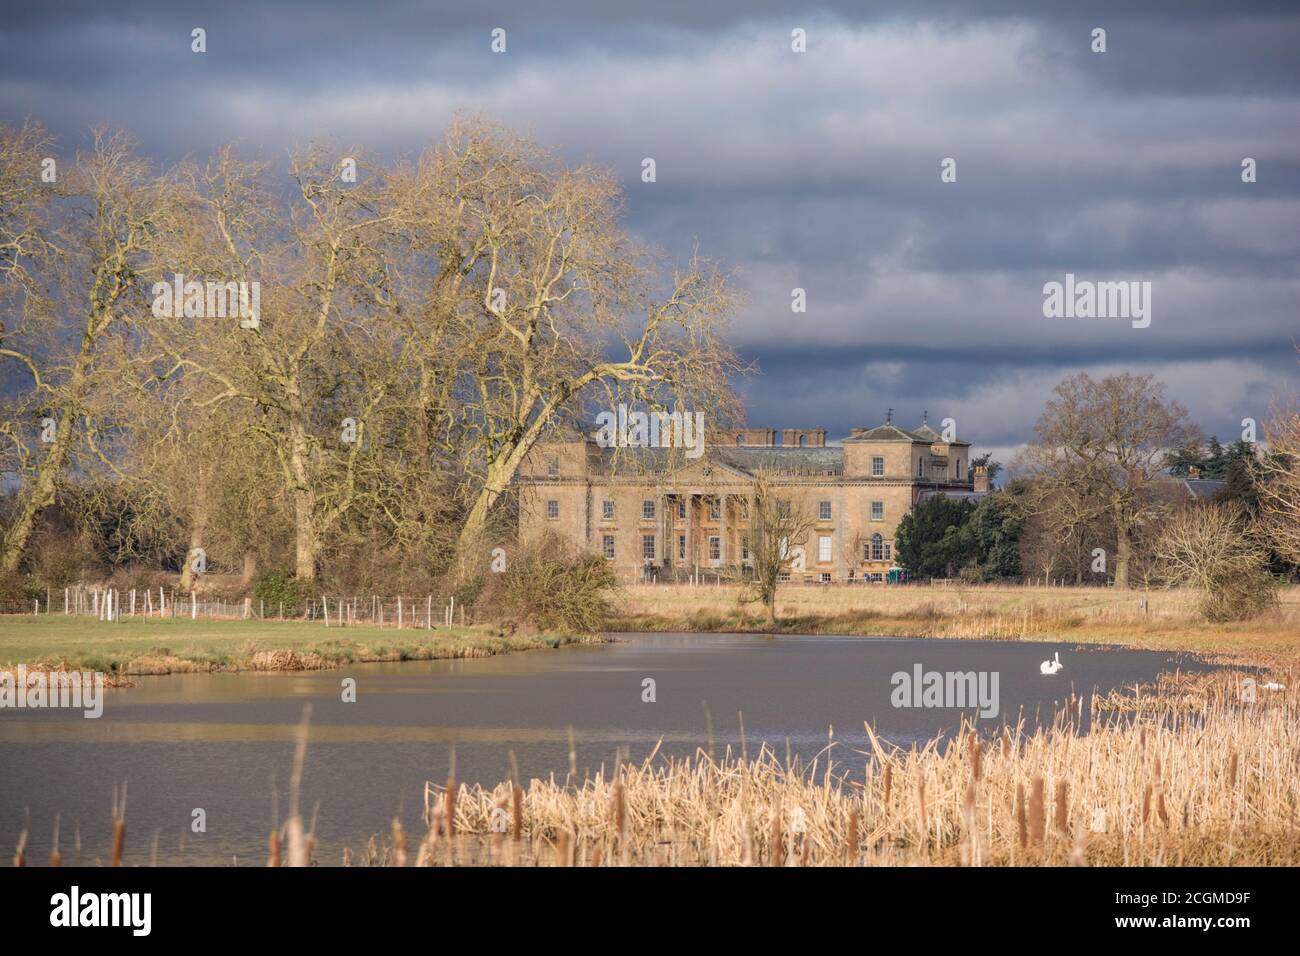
[409,684,1298,866]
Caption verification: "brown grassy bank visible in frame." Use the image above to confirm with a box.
[606,583,1300,665]
[0,614,602,680]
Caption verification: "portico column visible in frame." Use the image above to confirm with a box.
[719,492,727,567]
[660,492,669,568]
[684,493,693,571]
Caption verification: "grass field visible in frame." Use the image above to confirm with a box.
[0,615,595,677]
[610,582,1300,665]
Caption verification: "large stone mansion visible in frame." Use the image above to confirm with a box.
[518,417,990,582]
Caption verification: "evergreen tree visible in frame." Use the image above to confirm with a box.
[895,497,976,579]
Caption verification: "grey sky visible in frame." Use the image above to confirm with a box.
[2,1,1297,468]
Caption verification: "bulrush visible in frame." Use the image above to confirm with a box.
[392,819,407,867]
[846,809,859,866]
[110,782,127,867]
[110,819,125,867]
[961,781,978,866]
[611,779,626,840]
[917,778,930,847]
[122,681,1289,868]
[1015,783,1028,849]
[769,804,785,868]
[444,777,457,838]
[380,686,1300,866]
[1054,781,1069,836]
[1028,778,1045,845]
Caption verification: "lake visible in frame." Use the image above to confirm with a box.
[0,632,1212,865]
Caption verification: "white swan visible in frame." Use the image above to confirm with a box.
[1262,681,1286,691]
[1040,651,1062,675]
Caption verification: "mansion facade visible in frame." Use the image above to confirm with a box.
[517,419,989,582]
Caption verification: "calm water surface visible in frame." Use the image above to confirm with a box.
[0,632,1212,864]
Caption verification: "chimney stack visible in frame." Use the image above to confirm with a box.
[973,465,990,493]
[1188,465,1201,479]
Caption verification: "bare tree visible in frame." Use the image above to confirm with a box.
[428,119,744,567]
[1,128,188,572]
[3,118,744,589]
[146,146,431,582]
[745,472,816,624]
[1257,396,1300,566]
[1153,501,1277,621]
[1023,372,1196,588]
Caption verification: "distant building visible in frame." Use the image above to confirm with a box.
[517,418,988,582]
[1171,464,1225,501]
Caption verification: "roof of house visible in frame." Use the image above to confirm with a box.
[590,445,844,477]
[917,489,990,504]
[1182,478,1227,500]
[843,424,920,443]
[842,421,971,446]
[715,446,843,475]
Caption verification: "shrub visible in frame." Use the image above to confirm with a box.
[486,534,618,634]
[252,567,313,616]
[1154,502,1279,622]
[0,572,45,607]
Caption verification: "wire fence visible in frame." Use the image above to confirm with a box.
[0,586,469,628]
[0,577,1122,623]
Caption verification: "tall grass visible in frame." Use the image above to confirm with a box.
[607,583,1300,661]
[408,677,1297,867]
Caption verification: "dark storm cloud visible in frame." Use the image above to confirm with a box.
[2,1,1297,457]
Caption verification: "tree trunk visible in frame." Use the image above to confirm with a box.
[0,387,81,573]
[294,487,317,581]
[1114,521,1131,590]
[0,439,63,573]
[179,517,206,591]
[456,445,531,569]
[288,407,318,582]
[241,551,258,586]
